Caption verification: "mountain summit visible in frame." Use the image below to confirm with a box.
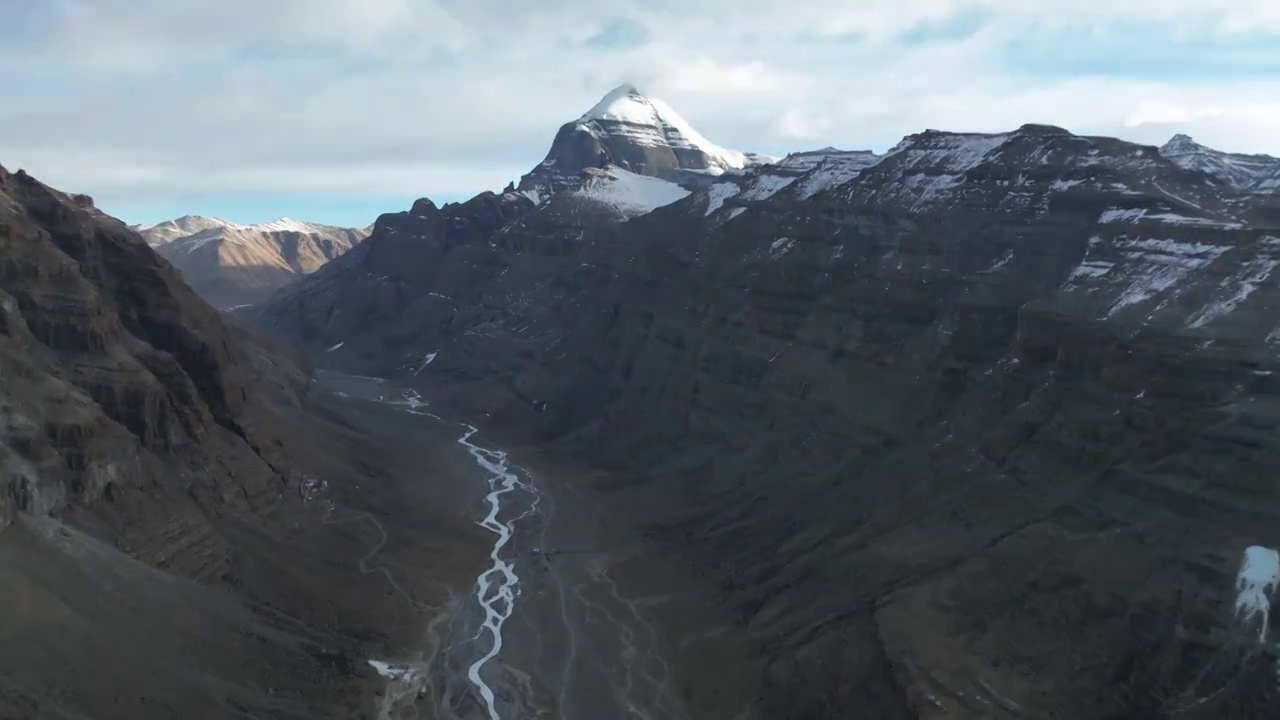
[515,85,774,201]
[1159,132,1280,193]
[131,215,231,246]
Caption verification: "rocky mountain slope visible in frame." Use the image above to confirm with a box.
[134,216,366,309]
[248,87,1280,719]
[0,165,485,719]
[1161,134,1280,194]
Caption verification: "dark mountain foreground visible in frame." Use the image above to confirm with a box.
[0,164,492,719]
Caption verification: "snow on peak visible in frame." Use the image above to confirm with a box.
[132,214,228,233]
[579,84,657,124]
[1162,133,1198,151]
[580,84,644,119]
[576,85,751,172]
[245,217,330,234]
[131,215,237,246]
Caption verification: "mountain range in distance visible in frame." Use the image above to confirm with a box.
[131,215,371,309]
[133,85,1280,316]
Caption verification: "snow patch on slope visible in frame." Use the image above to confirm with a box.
[368,660,411,680]
[869,132,1011,207]
[738,173,797,202]
[1186,257,1279,328]
[795,152,881,199]
[704,182,741,216]
[573,167,691,218]
[1099,207,1242,228]
[1235,546,1280,642]
[769,237,796,258]
[1105,238,1230,316]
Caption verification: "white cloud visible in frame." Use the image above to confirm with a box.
[2,0,1279,217]
[771,109,833,141]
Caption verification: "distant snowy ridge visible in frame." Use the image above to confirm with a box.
[134,215,360,244]
[1160,134,1280,193]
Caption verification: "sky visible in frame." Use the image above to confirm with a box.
[2,0,1280,228]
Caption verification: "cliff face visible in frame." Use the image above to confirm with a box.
[0,164,496,720]
[517,157,1280,719]
[0,165,296,561]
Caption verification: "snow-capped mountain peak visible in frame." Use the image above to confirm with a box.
[1161,133,1199,151]
[575,84,752,172]
[515,85,774,199]
[577,84,646,123]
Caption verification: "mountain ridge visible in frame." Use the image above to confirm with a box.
[133,214,366,245]
[1159,132,1280,193]
[0,161,492,720]
[244,86,1280,718]
[132,215,369,309]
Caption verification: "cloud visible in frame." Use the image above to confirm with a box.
[2,0,1279,223]
[582,17,651,50]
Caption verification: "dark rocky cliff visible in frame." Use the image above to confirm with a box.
[0,164,298,564]
[0,164,497,720]
[252,119,1280,717]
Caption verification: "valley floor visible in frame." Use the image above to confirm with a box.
[0,370,757,720]
[0,371,484,719]
[320,371,758,720]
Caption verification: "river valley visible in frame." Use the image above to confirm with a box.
[313,371,756,720]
